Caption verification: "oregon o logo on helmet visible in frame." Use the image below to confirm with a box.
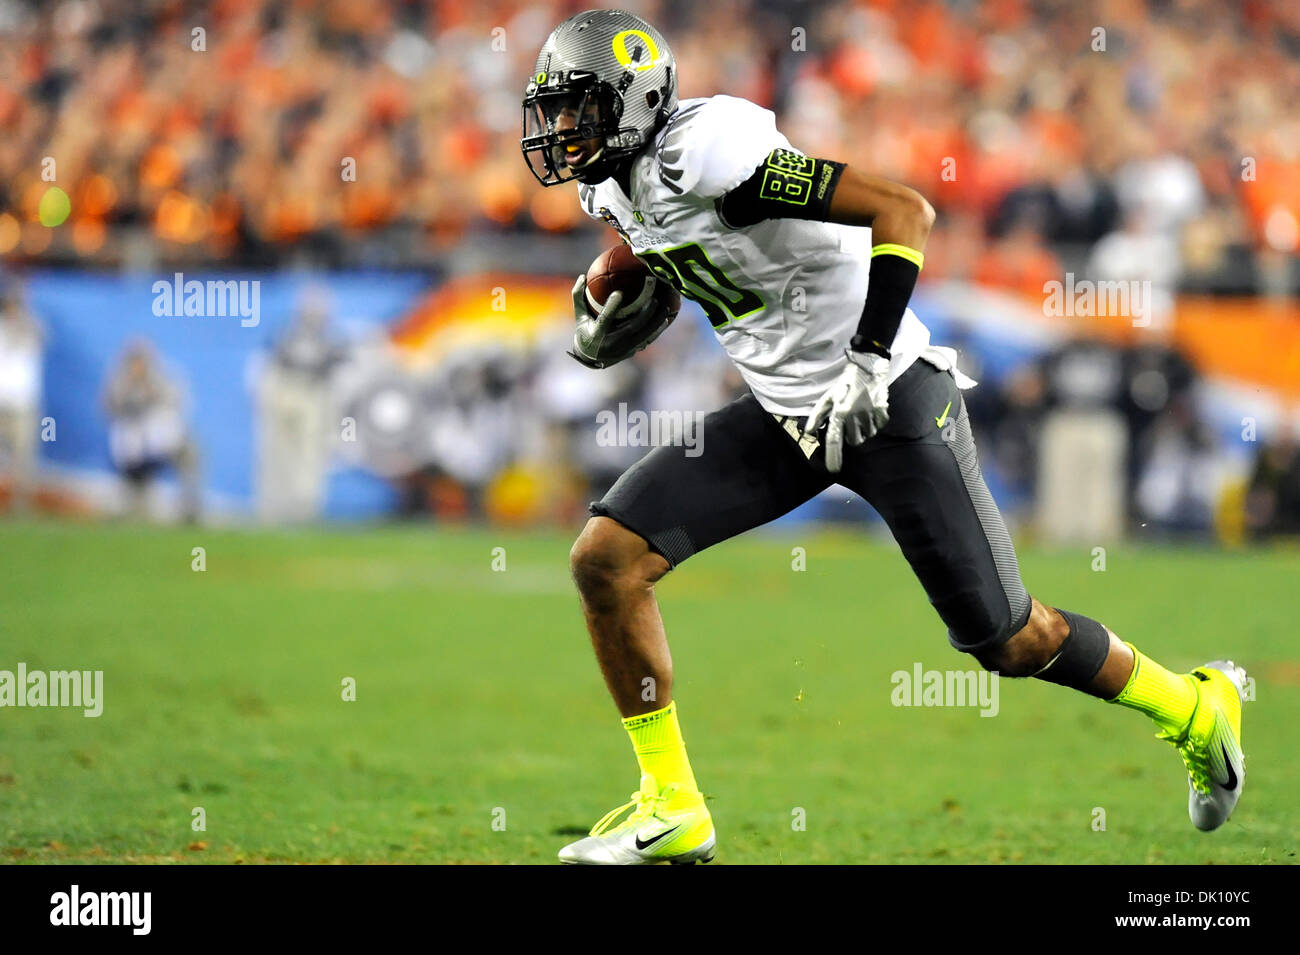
[611,29,659,70]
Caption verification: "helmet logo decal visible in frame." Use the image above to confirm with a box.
[611,29,659,71]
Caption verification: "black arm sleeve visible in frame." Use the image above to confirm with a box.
[849,251,920,358]
[715,149,845,228]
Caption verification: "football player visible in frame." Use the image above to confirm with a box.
[521,9,1246,865]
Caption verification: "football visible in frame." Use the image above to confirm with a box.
[584,242,680,318]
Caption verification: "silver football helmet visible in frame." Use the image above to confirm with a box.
[522,9,677,186]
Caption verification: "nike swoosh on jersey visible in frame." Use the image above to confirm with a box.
[935,400,952,428]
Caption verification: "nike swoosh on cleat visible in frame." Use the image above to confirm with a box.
[634,826,680,851]
[1220,744,1238,792]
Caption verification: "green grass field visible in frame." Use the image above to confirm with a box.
[0,520,1295,864]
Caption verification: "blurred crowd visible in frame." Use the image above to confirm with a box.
[960,332,1224,537]
[1,0,1298,292]
[402,322,1300,542]
[2,0,1298,540]
[3,274,1299,541]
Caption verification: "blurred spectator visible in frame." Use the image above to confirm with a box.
[1245,433,1300,539]
[0,281,42,511]
[1121,335,1200,502]
[103,340,200,521]
[1034,337,1128,542]
[256,289,346,523]
[1112,131,1206,244]
[1133,397,1220,535]
[1087,204,1179,329]
[426,351,522,516]
[530,325,641,501]
[1041,337,1128,412]
[985,362,1047,517]
[973,215,1063,298]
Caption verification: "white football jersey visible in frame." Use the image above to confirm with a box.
[577,95,957,417]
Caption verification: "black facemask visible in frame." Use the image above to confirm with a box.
[521,76,625,186]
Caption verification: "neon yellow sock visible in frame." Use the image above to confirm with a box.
[623,701,701,802]
[1108,643,1198,737]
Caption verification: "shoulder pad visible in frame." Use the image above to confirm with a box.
[654,96,790,199]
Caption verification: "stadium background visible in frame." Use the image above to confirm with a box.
[1,0,1298,865]
[2,0,1298,535]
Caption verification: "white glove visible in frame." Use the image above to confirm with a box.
[804,349,892,472]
